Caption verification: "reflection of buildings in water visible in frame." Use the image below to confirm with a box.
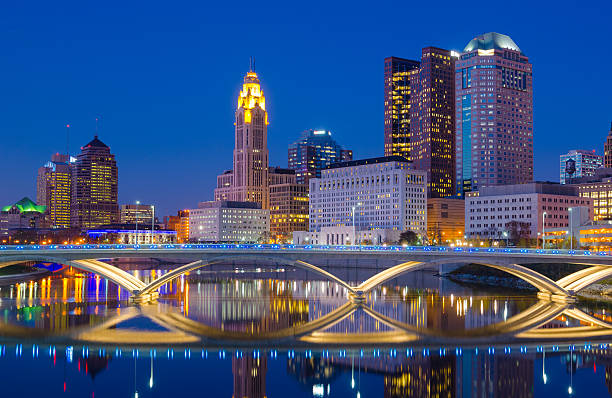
[182,279,310,333]
[384,356,456,398]
[287,355,338,390]
[233,356,267,398]
[78,354,111,380]
[470,354,534,398]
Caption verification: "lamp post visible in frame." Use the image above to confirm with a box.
[568,207,573,250]
[135,200,140,245]
[542,211,547,250]
[150,205,155,244]
[351,202,363,247]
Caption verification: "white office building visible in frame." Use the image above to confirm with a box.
[189,201,270,243]
[300,156,427,243]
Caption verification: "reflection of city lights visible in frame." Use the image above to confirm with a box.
[313,384,324,397]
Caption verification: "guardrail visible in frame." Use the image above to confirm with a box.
[0,243,608,257]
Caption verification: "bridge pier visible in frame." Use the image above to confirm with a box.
[129,291,159,305]
[349,290,366,304]
[536,291,577,304]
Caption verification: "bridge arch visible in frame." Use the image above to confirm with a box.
[138,255,356,296]
[355,258,570,296]
[0,256,146,293]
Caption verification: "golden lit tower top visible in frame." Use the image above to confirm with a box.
[237,59,268,124]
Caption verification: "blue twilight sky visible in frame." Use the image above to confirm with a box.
[0,0,610,216]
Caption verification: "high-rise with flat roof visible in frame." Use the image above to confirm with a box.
[455,33,533,194]
[37,153,72,228]
[410,47,457,198]
[288,129,352,185]
[384,57,420,159]
[215,66,270,209]
[70,136,119,228]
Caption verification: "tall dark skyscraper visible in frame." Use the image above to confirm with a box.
[384,57,420,159]
[410,47,457,197]
[455,32,533,194]
[70,136,119,228]
[288,129,352,185]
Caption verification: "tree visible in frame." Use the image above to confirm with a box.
[399,230,419,246]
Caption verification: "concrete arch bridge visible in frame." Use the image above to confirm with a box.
[3,245,612,303]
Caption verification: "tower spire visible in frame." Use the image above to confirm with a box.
[249,56,255,72]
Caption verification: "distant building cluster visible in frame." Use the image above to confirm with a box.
[5,32,612,249]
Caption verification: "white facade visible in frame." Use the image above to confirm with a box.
[293,226,400,245]
[308,157,427,235]
[189,201,270,243]
[465,183,592,240]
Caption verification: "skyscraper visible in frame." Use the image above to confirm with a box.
[410,47,457,197]
[559,149,603,184]
[604,123,612,168]
[455,32,533,194]
[288,129,352,185]
[384,57,420,159]
[71,136,119,228]
[37,153,72,228]
[214,66,270,209]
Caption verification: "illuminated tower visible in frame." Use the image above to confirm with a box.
[455,32,533,194]
[71,136,119,228]
[215,63,270,209]
[37,153,72,228]
[384,57,420,159]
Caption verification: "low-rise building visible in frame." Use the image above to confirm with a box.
[308,156,427,240]
[1,197,48,237]
[426,197,464,245]
[293,226,399,246]
[465,183,592,241]
[165,210,190,243]
[189,201,269,243]
[86,224,177,244]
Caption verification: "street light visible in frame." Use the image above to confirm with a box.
[568,207,573,250]
[150,205,155,244]
[542,211,547,250]
[135,201,140,245]
[352,202,363,247]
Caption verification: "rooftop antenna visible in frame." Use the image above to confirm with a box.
[95,115,102,138]
[249,56,255,72]
[65,124,70,158]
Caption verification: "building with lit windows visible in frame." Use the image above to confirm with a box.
[86,224,177,244]
[120,204,154,225]
[426,197,464,244]
[455,33,533,194]
[189,200,269,243]
[560,149,602,184]
[303,156,427,242]
[214,65,270,209]
[37,153,72,228]
[268,168,308,242]
[604,123,612,168]
[384,57,421,159]
[570,169,612,221]
[165,209,190,243]
[465,183,591,241]
[410,47,457,198]
[288,129,352,185]
[70,136,119,229]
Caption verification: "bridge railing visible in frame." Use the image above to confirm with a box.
[0,243,609,257]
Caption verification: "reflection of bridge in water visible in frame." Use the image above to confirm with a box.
[2,298,612,348]
[5,245,612,303]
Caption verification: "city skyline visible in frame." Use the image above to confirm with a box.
[1,1,611,217]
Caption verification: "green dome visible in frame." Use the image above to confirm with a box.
[1,197,46,213]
